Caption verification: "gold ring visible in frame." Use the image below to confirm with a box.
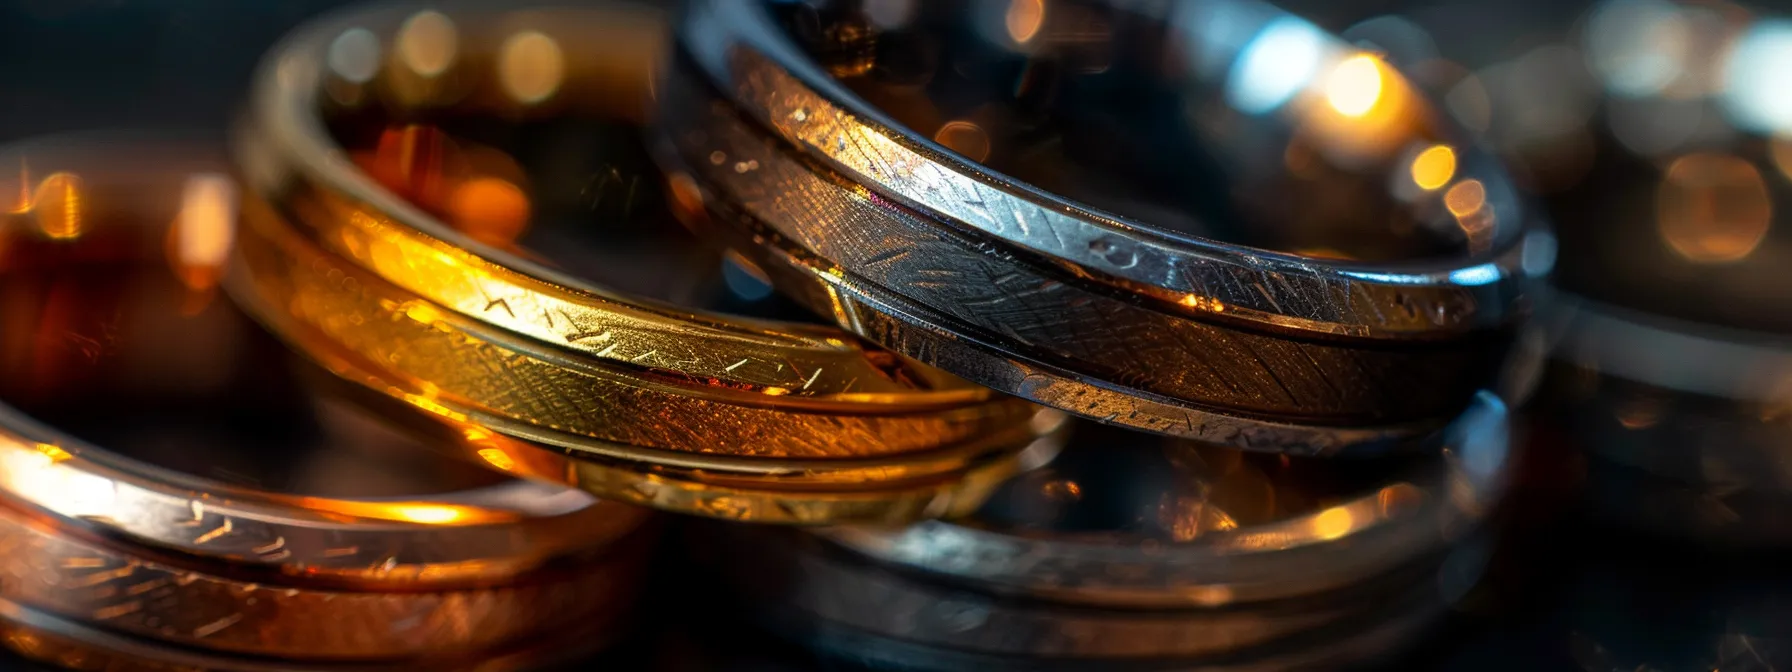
[0,132,649,662]
[230,2,1057,522]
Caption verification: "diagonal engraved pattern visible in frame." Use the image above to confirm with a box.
[665,82,1507,430]
[0,500,647,659]
[236,198,1039,459]
[244,2,998,403]
[0,420,644,585]
[706,19,1532,338]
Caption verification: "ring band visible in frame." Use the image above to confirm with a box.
[230,3,1058,522]
[229,207,1065,521]
[0,596,629,671]
[0,133,648,660]
[819,391,1510,607]
[660,0,1551,452]
[701,392,1509,666]
[236,2,1044,456]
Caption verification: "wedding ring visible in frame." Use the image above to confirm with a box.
[701,392,1509,666]
[659,0,1552,453]
[0,133,648,662]
[232,2,1056,522]
[0,596,628,672]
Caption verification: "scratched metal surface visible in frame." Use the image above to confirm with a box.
[661,72,1512,446]
[679,0,1547,339]
[659,0,1544,451]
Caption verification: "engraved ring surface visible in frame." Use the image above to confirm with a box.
[661,0,1554,453]
[231,2,1057,523]
[0,133,649,661]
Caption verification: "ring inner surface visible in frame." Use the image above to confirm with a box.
[0,174,513,499]
[320,102,949,394]
[965,423,1425,542]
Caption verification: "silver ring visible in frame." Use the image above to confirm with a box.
[658,0,1551,452]
[705,392,1509,666]
[819,391,1509,607]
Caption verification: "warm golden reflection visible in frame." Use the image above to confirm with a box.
[933,120,993,162]
[446,177,531,247]
[0,438,116,519]
[1298,53,1415,163]
[1040,479,1081,501]
[1443,179,1486,217]
[170,173,238,291]
[5,158,29,214]
[1771,135,1792,182]
[1311,505,1356,540]
[290,496,513,525]
[1657,152,1772,263]
[498,30,565,104]
[1411,144,1457,191]
[387,503,468,524]
[397,10,459,78]
[1179,293,1227,312]
[1005,0,1046,44]
[33,172,82,240]
[1324,55,1384,118]
[1158,495,1241,542]
[476,446,519,471]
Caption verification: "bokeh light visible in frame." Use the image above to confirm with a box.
[1325,55,1384,118]
[499,30,565,104]
[933,120,993,162]
[326,26,381,84]
[33,172,82,240]
[1720,20,1792,135]
[1656,152,1772,263]
[1005,0,1045,44]
[1227,17,1326,115]
[397,10,459,78]
[1585,0,1689,97]
[1411,144,1457,191]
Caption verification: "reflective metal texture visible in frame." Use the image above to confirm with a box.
[1330,0,1792,538]
[0,133,649,662]
[659,0,1552,454]
[232,2,1060,523]
[0,596,626,672]
[702,392,1510,669]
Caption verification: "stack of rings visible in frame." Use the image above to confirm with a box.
[0,135,652,670]
[230,1,1064,525]
[208,1,1532,668]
